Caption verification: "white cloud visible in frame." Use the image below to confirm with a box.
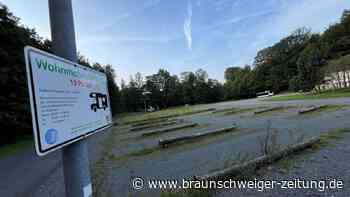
[183,1,193,51]
[232,0,241,8]
[230,0,350,68]
[213,0,233,11]
[96,0,162,32]
[197,9,276,33]
[274,0,347,34]
[79,32,183,47]
[251,0,350,50]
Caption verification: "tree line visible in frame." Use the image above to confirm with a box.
[79,60,224,113]
[117,69,224,112]
[224,10,350,99]
[0,5,224,145]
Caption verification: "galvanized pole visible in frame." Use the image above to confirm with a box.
[48,1,92,197]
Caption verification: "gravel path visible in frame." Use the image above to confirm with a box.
[217,132,350,197]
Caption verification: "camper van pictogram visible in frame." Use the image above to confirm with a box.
[89,92,108,112]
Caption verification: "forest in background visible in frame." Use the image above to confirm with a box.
[1,4,350,146]
[224,10,350,99]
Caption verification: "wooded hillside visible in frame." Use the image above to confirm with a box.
[224,10,350,99]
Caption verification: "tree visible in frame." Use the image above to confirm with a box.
[207,79,224,102]
[224,66,256,99]
[145,69,173,108]
[0,5,125,146]
[78,53,90,67]
[0,5,52,145]
[295,35,326,91]
[134,72,144,89]
[165,75,184,107]
[104,65,120,115]
[181,71,196,104]
[253,27,312,92]
[224,67,241,82]
[322,10,350,58]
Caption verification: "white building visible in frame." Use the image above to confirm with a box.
[318,70,350,90]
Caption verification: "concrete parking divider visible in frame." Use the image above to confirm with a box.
[195,137,320,180]
[158,125,237,148]
[254,106,284,114]
[130,120,180,132]
[298,105,326,114]
[142,123,197,137]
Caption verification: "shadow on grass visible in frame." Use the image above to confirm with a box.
[0,135,33,159]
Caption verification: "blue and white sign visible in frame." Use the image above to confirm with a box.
[45,129,58,145]
[24,46,112,156]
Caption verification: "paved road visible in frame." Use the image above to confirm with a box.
[0,128,111,197]
[1,97,350,197]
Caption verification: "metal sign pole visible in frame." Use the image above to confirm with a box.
[48,0,92,196]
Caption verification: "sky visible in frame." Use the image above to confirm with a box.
[3,0,350,83]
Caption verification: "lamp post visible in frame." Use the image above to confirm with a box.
[48,1,92,196]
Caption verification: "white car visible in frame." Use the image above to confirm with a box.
[257,90,274,98]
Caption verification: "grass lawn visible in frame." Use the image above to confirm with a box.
[267,88,350,101]
[0,136,33,159]
[119,105,214,125]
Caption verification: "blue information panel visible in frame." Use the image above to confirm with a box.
[24,46,112,156]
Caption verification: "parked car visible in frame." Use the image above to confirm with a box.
[256,90,274,98]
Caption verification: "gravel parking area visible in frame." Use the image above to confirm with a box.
[1,97,350,197]
[217,131,350,197]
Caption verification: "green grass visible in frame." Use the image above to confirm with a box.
[268,88,350,101]
[119,105,215,125]
[0,137,33,159]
